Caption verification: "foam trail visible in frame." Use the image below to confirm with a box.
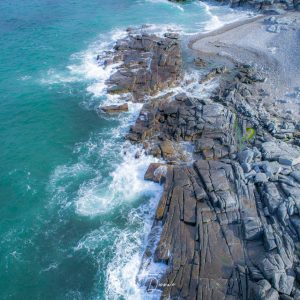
[195,2,254,32]
[201,2,223,31]
[105,191,165,300]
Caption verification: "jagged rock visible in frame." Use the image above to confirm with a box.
[261,254,285,280]
[159,140,176,160]
[238,149,254,164]
[106,33,182,102]
[127,48,300,299]
[164,32,179,40]
[194,57,207,67]
[200,66,228,83]
[241,162,252,173]
[263,225,277,251]
[291,171,300,183]
[273,273,294,295]
[210,0,299,10]
[290,217,300,239]
[261,161,281,179]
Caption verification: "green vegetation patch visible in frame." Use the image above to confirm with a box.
[244,127,256,141]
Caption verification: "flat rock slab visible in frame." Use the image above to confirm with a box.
[100,103,128,113]
[261,141,300,166]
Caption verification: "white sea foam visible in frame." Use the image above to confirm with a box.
[40,28,126,100]
[19,75,32,81]
[73,194,166,300]
[196,2,254,32]
[75,143,162,216]
[200,2,224,31]
[105,191,165,300]
[145,0,185,11]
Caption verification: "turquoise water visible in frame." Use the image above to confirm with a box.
[0,1,246,299]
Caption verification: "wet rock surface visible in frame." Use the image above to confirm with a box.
[99,103,128,113]
[104,32,300,299]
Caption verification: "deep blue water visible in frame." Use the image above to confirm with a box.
[0,1,246,299]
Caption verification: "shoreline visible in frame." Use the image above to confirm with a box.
[188,13,265,49]
[124,9,300,300]
[99,7,300,299]
[189,10,300,119]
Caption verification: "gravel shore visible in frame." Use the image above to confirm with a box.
[190,11,300,119]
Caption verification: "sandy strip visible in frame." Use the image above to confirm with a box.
[188,14,265,49]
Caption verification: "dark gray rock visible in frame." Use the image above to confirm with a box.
[122,50,300,299]
[273,273,294,295]
[252,279,279,300]
[263,225,277,251]
[238,149,254,164]
[255,172,269,183]
[243,217,263,240]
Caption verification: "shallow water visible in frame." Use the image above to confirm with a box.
[0,1,249,299]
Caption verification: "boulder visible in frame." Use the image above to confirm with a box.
[252,279,279,300]
[261,141,300,166]
[255,172,269,183]
[238,149,254,164]
[243,217,263,240]
[272,273,294,295]
[144,163,168,183]
[159,140,176,160]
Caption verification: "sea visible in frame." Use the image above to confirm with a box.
[0,0,250,299]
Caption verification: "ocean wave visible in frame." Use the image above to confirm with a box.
[144,0,185,12]
[39,28,126,100]
[201,2,223,31]
[105,192,164,300]
[75,143,162,216]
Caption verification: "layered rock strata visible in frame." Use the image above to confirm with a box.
[103,31,300,299]
[136,66,300,299]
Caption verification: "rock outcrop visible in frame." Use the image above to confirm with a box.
[168,0,300,11]
[133,64,300,299]
[102,31,300,299]
[102,32,182,102]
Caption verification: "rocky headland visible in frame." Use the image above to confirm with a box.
[99,8,300,300]
[168,0,299,12]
